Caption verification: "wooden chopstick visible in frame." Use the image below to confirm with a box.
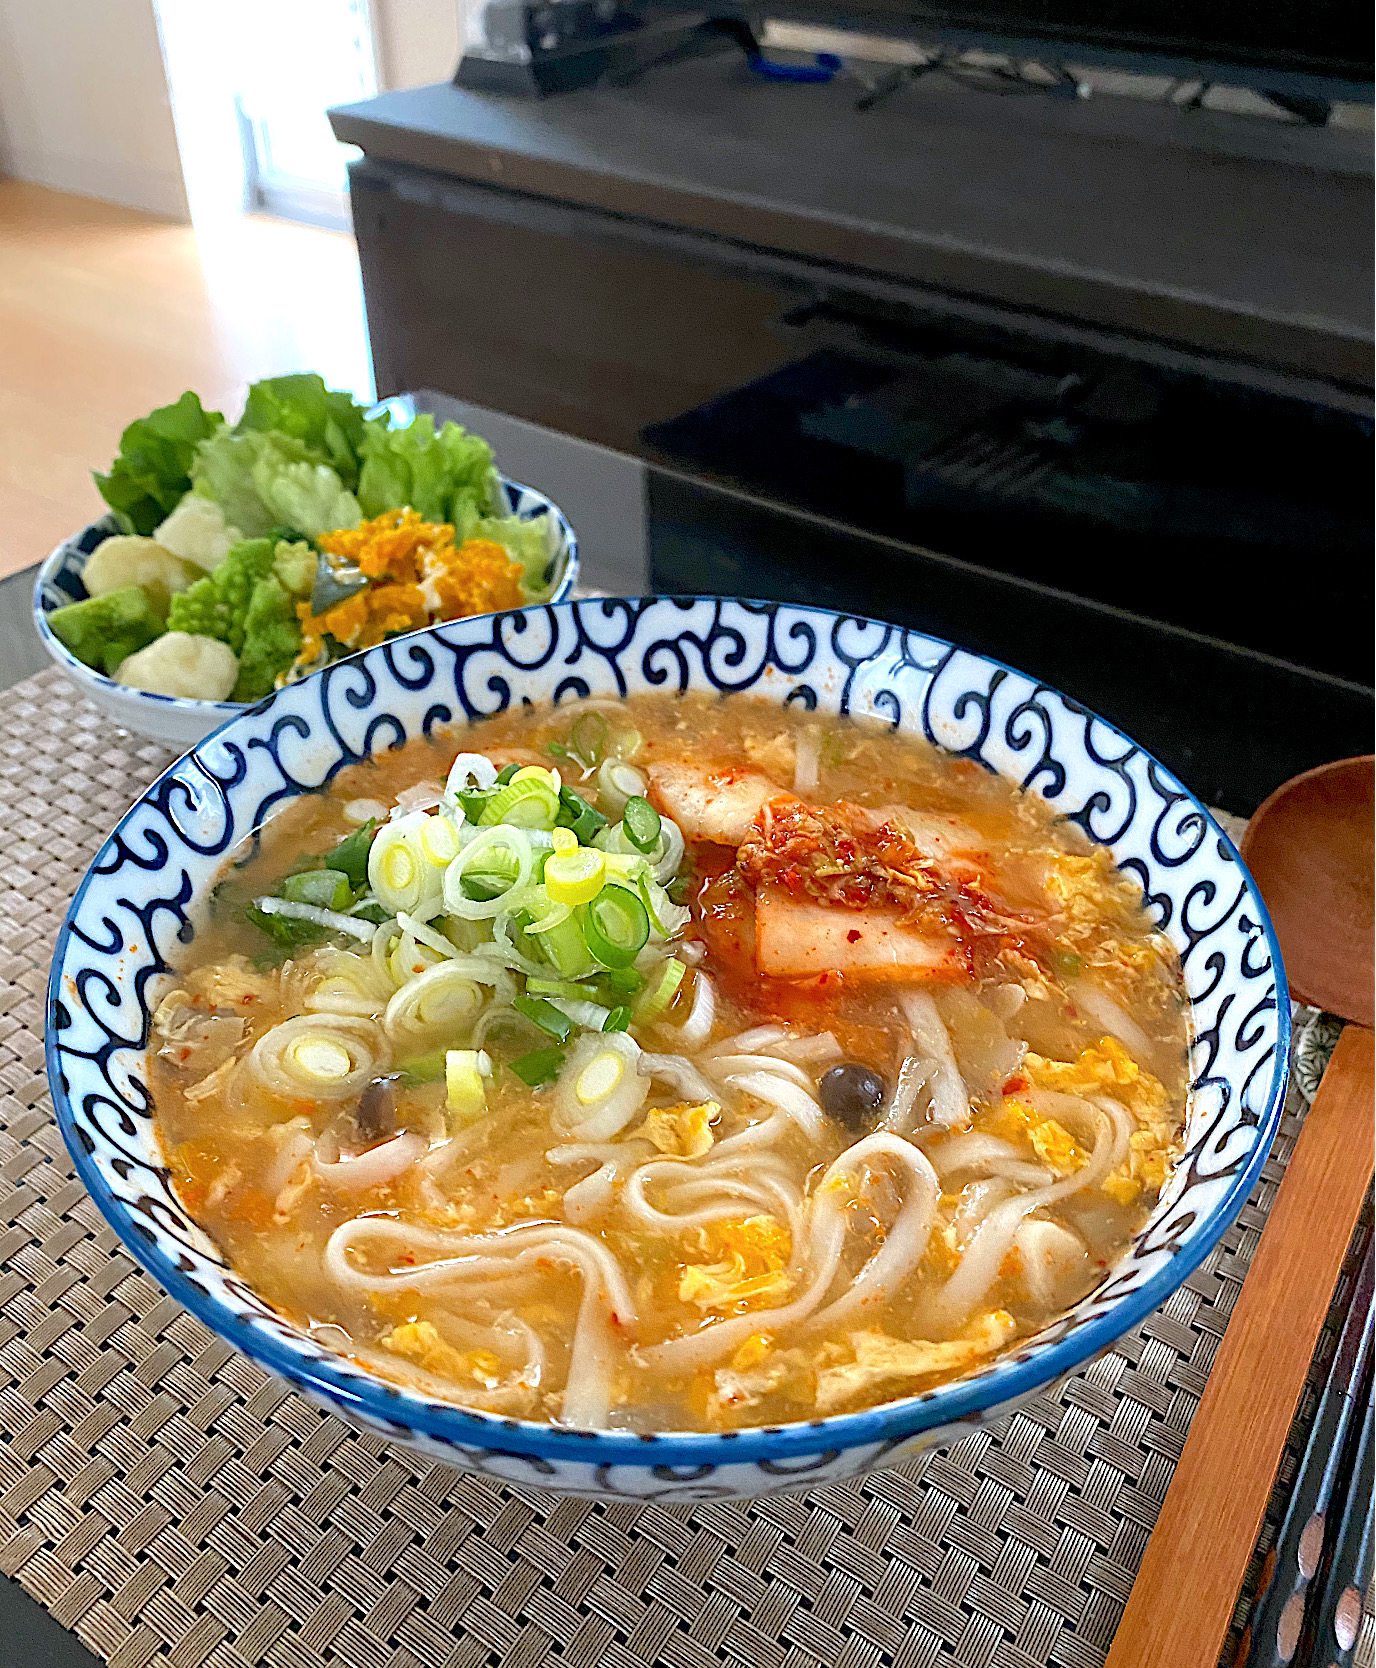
[1104,1024,1375,1668]
[1304,1368,1373,1667]
[1240,1235,1373,1665]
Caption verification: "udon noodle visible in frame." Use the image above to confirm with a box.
[150,693,1188,1431]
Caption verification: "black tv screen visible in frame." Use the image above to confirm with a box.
[772,0,1373,93]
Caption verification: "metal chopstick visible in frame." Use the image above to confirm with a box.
[1240,1232,1373,1666]
[1304,1368,1373,1668]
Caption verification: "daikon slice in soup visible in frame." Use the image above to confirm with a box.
[149,693,1188,1432]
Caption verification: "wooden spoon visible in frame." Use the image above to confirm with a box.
[1105,757,1375,1668]
[1240,755,1374,1028]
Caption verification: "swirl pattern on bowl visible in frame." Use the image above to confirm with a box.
[46,597,1288,1497]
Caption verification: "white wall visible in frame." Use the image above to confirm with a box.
[0,0,188,218]
[370,0,461,90]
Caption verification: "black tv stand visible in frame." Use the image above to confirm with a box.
[330,64,1372,810]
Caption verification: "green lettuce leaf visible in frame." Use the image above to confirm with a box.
[264,460,362,539]
[356,414,504,527]
[94,391,225,536]
[236,374,369,489]
[193,430,361,540]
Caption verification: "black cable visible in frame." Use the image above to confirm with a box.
[856,51,1084,111]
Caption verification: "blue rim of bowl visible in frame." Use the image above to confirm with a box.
[31,481,579,716]
[45,596,1291,1469]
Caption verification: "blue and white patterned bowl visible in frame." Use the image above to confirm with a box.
[45,598,1289,1499]
[32,479,579,748]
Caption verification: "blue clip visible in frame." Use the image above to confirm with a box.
[746,50,841,84]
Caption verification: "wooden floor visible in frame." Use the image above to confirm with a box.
[0,181,373,580]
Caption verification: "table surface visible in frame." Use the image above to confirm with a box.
[1,431,1370,1667]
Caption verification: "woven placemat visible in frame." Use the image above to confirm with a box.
[1,666,1370,1668]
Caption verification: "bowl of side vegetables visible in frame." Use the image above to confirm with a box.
[34,375,578,748]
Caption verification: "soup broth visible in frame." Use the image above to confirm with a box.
[152,693,1188,1431]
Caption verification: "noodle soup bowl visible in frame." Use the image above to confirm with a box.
[46,597,1289,1499]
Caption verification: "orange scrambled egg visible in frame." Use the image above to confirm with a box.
[993,1036,1177,1206]
[679,1215,792,1313]
[295,509,524,666]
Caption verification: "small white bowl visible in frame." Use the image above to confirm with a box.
[33,482,580,749]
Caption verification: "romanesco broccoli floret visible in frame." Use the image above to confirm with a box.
[166,537,276,653]
[48,585,166,676]
[165,576,228,642]
[233,575,301,701]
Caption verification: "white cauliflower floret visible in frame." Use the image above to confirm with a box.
[83,535,200,605]
[115,632,239,700]
[152,493,242,572]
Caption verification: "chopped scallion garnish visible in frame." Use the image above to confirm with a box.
[512,993,575,1041]
[582,884,650,969]
[509,1046,565,1087]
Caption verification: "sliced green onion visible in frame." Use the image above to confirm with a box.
[445,1047,493,1124]
[600,850,650,886]
[283,868,352,911]
[568,711,609,766]
[479,768,561,829]
[552,1030,648,1140]
[328,820,379,889]
[456,787,493,822]
[576,1048,623,1103]
[512,994,574,1041]
[537,910,597,979]
[558,787,608,844]
[525,977,597,1001]
[598,966,645,998]
[595,759,646,818]
[441,915,488,953]
[510,1046,565,1087]
[545,841,606,906]
[638,871,691,938]
[609,727,642,762]
[602,1006,633,1033]
[582,884,650,969]
[416,815,460,868]
[252,1014,384,1098]
[385,950,509,1047]
[635,958,686,1021]
[622,796,662,854]
[459,847,522,901]
[443,825,534,920]
[508,884,573,937]
[369,813,446,919]
[493,910,550,977]
[397,1048,447,1085]
[252,896,374,943]
[444,753,498,796]
[495,763,521,785]
[548,997,613,1032]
